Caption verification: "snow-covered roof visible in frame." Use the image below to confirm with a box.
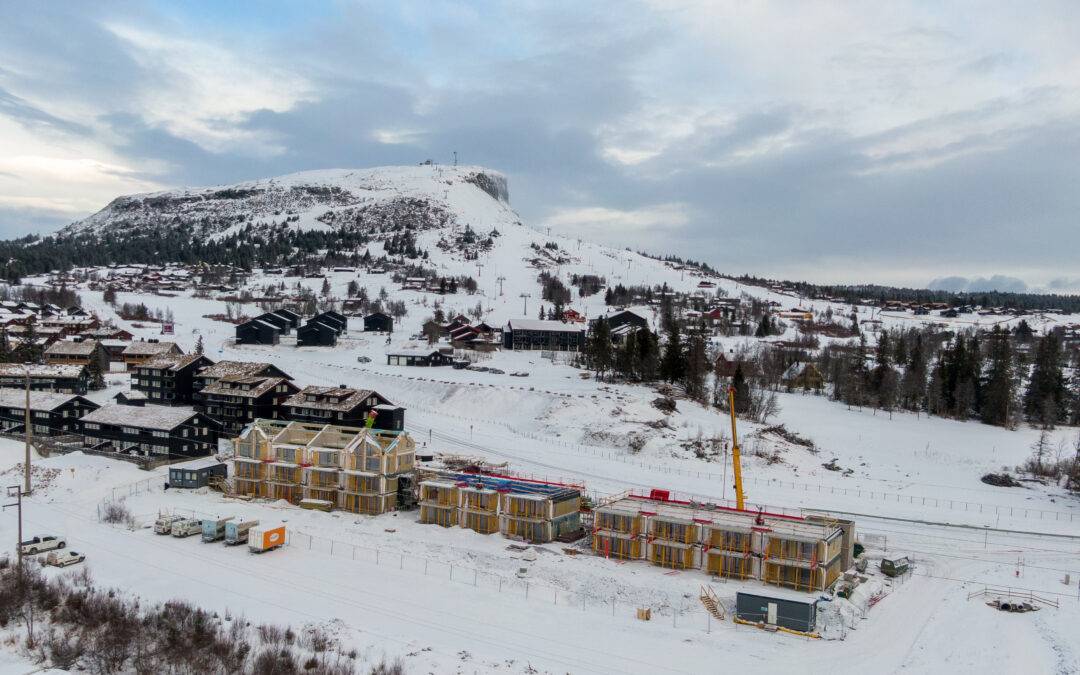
[138,353,206,372]
[201,375,291,398]
[44,340,99,356]
[81,403,200,430]
[282,386,384,412]
[122,340,181,356]
[197,361,276,379]
[506,319,586,332]
[0,363,85,378]
[0,389,88,411]
[168,456,226,470]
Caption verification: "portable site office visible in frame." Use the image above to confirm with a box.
[232,419,415,515]
[592,492,854,593]
[418,471,583,544]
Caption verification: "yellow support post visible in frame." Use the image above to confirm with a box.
[727,386,746,510]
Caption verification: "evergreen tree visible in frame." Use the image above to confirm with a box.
[635,328,659,381]
[195,335,205,356]
[730,363,751,414]
[980,327,1016,427]
[683,336,709,404]
[755,313,772,337]
[1023,333,1068,427]
[615,330,639,380]
[587,319,613,379]
[660,326,684,383]
[900,335,927,412]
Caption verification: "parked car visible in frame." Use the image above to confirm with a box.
[20,536,65,555]
[154,514,185,535]
[46,550,86,567]
[171,519,202,537]
[356,356,371,363]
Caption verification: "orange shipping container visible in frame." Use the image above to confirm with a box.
[248,525,286,553]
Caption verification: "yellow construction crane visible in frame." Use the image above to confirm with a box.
[726,386,746,510]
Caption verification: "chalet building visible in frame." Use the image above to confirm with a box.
[40,316,99,336]
[313,311,347,334]
[79,403,222,458]
[99,339,130,364]
[255,312,292,335]
[0,390,99,436]
[132,353,215,404]
[781,362,824,391]
[272,308,302,330]
[198,375,299,435]
[193,361,292,398]
[122,340,183,371]
[113,390,147,406]
[386,347,453,367]
[235,318,280,345]
[297,320,338,347]
[44,338,108,372]
[503,319,586,352]
[283,385,403,430]
[363,312,393,332]
[82,327,133,341]
[0,363,90,395]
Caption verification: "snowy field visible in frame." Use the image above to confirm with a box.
[2,211,1080,672]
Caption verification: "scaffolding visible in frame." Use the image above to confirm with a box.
[231,419,415,515]
[417,470,583,544]
[591,491,853,592]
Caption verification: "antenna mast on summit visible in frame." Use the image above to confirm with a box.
[453,151,458,167]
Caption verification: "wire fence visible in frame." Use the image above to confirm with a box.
[288,529,713,628]
[318,358,1080,524]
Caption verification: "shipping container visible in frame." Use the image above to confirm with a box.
[224,519,260,545]
[201,516,234,542]
[248,524,287,553]
[735,591,818,633]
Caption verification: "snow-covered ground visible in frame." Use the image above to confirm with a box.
[4,166,1080,672]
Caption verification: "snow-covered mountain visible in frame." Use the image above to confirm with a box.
[61,164,517,243]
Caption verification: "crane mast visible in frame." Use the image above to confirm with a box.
[726,386,746,510]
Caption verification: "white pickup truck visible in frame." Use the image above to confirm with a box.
[20,536,66,556]
[46,550,86,567]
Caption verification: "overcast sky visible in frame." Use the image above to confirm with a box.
[2,2,1079,290]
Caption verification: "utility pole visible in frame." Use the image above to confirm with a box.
[23,364,31,495]
[3,485,22,564]
[520,293,531,316]
[475,262,484,278]
[496,276,506,296]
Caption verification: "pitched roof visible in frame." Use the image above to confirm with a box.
[282,386,385,412]
[0,389,90,412]
[196,361,279,379]
[138,353,208,372]
[200,375,293,399]
[122,341,182,356]
[44,340,99,356]
[81,403,200,430]
[0,363,85,378]
[506,319,586,332]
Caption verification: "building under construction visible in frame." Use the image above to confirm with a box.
[232,420,415,515]
[592,490,853,593]
[418,471,583,544]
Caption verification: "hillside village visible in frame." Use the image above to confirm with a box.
[0,166,1077,675]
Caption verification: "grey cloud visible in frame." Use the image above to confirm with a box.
[928,275,1029,293]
